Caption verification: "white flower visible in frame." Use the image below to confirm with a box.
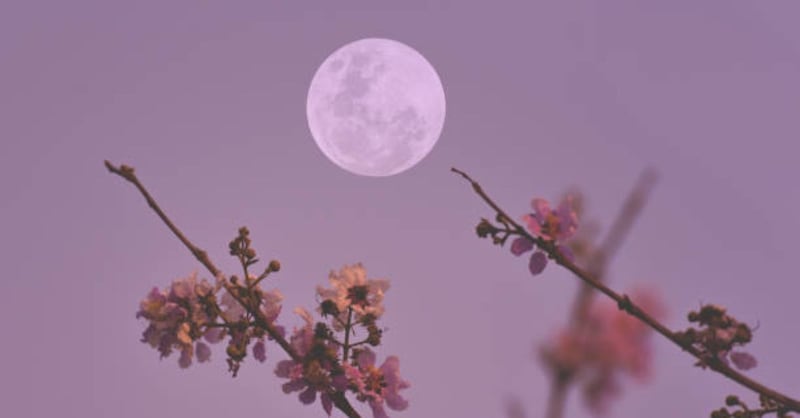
[316,263,390,330]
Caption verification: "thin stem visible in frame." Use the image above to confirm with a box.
[248,265,274,290]
[106,160,362,418]
[546,378,568,418]
[452,166,800,413]
[343,307,354,362]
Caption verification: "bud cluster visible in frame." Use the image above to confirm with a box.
[710,394,793,418]
[676,304,758,371]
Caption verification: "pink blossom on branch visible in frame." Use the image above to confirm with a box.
[344,348,410,418]
[136,271,285,369]
[136,272,220,368]
[274,307,342,416]
[511,196,579,275]
[523,197,579,242]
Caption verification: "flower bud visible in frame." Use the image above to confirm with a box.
[725,395,740,406]
[320,299,340,317]
[226,342,246,361]
[367,323,382,346]
[268,259,281,272]
[476,219,494,238]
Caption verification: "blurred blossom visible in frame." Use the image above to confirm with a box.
[540,287,665,415]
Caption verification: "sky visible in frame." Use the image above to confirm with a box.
[2,1,799,417]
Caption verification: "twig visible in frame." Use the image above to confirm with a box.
[452,166,800,413]
[105,160,362,418]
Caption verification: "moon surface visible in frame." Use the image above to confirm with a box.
[306,38,446,177]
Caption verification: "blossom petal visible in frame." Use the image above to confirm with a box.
[522,213,543,236]
[321,393,333,416]
[510,237,534,256]
[730,351,757,370]
[529,251,548,275]
[386,392,409,411]
[253,339,266,363]
[357,348,377,369]
[275,360,294,378]
[298,386,317,404]
[178,347,192,368]
[370,401,390,418]
[203,327,225,343]
[195,342,211,363]
[282,379,306,394]
[531,198,551,221]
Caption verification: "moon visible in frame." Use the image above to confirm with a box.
[306,38,446,177]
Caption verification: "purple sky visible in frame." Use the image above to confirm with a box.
[2,1,799,417]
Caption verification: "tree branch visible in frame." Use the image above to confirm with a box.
[452,166,800,413]
[106,160,361,418]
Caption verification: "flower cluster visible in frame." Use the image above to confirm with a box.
[676,304,757,371]
[136,271,285,373]
[511,196,579,275]
[316,263,390,332]
[539,288,664,415]
[274,263,408,417]
[136,272,220,368]
[275,308,343,414]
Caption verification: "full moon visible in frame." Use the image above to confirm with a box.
[306,38,446,177]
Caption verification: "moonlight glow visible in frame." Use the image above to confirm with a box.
[306,38,446,177]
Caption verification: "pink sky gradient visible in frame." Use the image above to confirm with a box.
[2,1,799,417]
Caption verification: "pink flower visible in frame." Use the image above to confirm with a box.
[345,348,410,418]
[274,308,339,416]
[316,264,390,329]
[136,272,220,368]
[511,197,578,276]
[522,197,578,242]
[540,288,664,415]
[253,339,267,363]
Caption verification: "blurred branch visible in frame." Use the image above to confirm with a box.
[570,168,657,322]
[105,160,362,418]
[452,166,800,413]
[546,169,657,418]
